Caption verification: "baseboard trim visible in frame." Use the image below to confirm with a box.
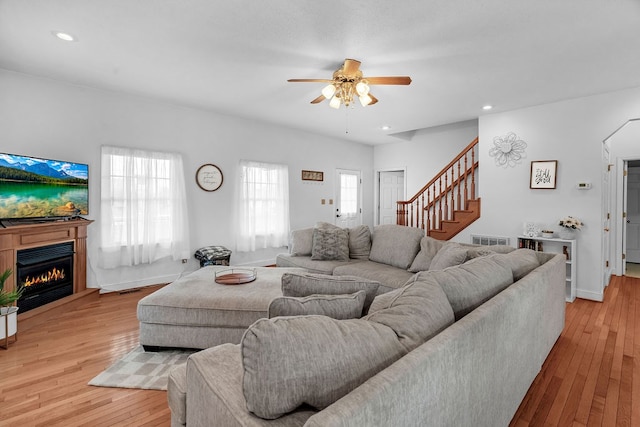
[576,288,604,302]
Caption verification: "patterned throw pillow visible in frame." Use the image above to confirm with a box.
[310,227,349,261]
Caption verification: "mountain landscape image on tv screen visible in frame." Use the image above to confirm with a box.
[0,153,88,220]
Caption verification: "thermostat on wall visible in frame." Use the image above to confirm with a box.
[576,182,592,190]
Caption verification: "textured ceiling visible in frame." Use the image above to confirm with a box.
[1,0,639,145]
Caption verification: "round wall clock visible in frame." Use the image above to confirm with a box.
[196,164,223,192]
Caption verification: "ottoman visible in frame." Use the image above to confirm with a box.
[137,266,306,350]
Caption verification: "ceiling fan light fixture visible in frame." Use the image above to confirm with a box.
[355,81,370,96]
[329,96,341,109]
[321,84,337,99]
[359,94,372,106]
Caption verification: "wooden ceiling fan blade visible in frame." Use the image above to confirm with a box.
[310,94,326,104]
[368,93,379,105]
[287,78,333,83]
[365,76,412,85]
[342,59,361,75]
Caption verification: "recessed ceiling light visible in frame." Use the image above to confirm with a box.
[52,31,77,42]
[381,125,391,131]
[482,105,493,111]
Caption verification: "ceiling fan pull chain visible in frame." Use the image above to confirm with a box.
[345,108,349,134]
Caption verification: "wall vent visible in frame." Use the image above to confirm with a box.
[471,234,511,246]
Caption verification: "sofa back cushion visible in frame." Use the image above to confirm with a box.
[368,224,424,270]
[408,236,445,272]
[416,255,514,320]
[495,248,540,281]
[348,224,372,259]
[281,272,380,315]
[428,242,468,271]
[268,291,366,320]
[289,227,314,256]
[242,274,454,419]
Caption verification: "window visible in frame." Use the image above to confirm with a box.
[236,160,289,252]
[99,146,190,268]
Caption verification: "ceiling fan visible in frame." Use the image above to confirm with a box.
[288,58,411,109]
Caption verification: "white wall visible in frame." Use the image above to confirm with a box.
[0,70,374,290]
[373,120,479,199]
[456,87,640,301]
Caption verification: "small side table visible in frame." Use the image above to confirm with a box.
[1,307,18,349]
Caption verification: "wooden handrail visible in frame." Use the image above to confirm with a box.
[398,137,478,205]
[396,137,479,234]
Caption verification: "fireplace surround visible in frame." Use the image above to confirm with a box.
[0,218,92,315]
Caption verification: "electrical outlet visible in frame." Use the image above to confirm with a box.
[181,259,188,264]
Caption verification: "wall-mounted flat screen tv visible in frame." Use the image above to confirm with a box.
[0,152,88,220]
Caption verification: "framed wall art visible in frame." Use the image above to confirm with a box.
[301,170,323,182]
[196,163,224,191]
[530,160,557,189]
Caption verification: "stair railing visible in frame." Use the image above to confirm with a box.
[397,137,478,232]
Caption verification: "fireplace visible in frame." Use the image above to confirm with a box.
[16,242,74,313]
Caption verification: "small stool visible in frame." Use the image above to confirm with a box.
[194,246,232,267]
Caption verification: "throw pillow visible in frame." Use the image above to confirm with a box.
[268,291,366,320]
[465,247,496,260]
[310,227,350,261]
[281,272,380,315]
[348,225,372,259]
[289,227,314,256]
[242,273,454,419]
[428,242,468,270]
[408,236,446,272]
[241,316,406,419]
[368,224,424,270]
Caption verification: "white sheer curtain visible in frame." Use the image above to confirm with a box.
[99,146,190,268]
[236,160,290,252]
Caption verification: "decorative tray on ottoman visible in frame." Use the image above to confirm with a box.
[214,268,257,285]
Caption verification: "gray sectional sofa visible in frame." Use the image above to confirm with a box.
[167,230,566,426]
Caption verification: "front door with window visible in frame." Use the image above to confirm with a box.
[335,169,362,228]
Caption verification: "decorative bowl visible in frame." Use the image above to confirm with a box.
[541,231,554,238]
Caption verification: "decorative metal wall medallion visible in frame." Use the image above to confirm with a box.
[488,132,527,168]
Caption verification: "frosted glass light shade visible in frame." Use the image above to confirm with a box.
[321,84,336,99]
[329,96,341,109]
[356,81,369,96]
[359,94,372,106]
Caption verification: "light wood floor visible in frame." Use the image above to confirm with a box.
[0,276,638,427]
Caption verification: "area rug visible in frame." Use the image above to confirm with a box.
[88,345,195,390]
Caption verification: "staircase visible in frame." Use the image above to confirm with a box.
[396,137,480,240]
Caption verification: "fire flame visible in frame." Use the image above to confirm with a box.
[23,267,66,287]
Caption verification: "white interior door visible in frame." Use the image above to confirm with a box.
[335,169,361,228]
[626,166,640,263]
[378,171,405,225]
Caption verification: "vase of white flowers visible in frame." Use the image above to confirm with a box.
[558,216,583,239]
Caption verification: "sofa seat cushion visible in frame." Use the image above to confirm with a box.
[275,254,357,275]
[268,291,366,320]
[167,365,187,426]
[414,254,514,320]
[187,344,316,426]
[368,224,424,270]
[333,260,415,292]
[241,276,454,419]
[281,272,379,315]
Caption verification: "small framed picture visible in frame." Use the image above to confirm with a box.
[301,170,323,182]
[530,160,557,189]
